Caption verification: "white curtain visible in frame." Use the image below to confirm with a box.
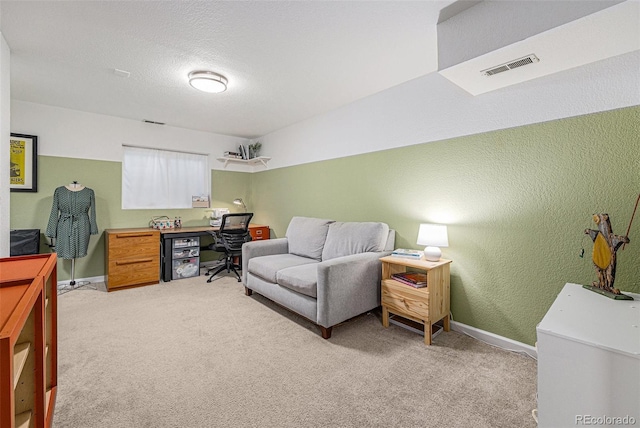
[122,146,209,209]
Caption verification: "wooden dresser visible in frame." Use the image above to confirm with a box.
[0,253,58,428]
[104,228,160,291]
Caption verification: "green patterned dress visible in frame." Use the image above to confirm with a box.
[46,187,98,259]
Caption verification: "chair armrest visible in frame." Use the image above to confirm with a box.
[242,238,289,284]
[316,251,391,328]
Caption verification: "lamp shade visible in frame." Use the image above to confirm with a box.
[417,224,449,247]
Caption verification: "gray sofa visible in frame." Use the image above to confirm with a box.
[242,217,395,339]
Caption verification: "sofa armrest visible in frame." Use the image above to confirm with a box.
[242,238,289,284]
[316,251,390,328]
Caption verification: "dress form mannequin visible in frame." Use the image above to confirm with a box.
[46,181,98,291]
[65,181,86,191]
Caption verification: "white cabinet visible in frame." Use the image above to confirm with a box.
[537,283,639,427]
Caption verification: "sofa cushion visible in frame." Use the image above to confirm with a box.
[321,222,390,260]
[285,217,334,261]
[248,254,318,284]
[276,263,319,298]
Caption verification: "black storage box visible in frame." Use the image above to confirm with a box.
[10,229,40,256]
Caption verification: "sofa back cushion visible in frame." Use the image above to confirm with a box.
[286,217,334,261]
[321,222,390,260]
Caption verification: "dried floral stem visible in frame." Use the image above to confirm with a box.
[622,193,640,250]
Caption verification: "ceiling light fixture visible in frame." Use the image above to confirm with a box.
[188,71,228,93]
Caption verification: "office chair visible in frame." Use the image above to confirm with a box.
[206,212,253,283]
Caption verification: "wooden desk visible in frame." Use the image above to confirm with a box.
[160,225,269,282]
[105,225,270,288]
[158,225,269,236]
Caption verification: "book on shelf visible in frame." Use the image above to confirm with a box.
[238,144,249,159]
[391,248,423,259]
[391,272,427,288]
[224,151,243,159]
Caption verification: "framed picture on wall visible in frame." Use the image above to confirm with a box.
[10,133,38,193]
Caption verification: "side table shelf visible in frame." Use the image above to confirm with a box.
[380,256,452,345]
[216,156,271,168]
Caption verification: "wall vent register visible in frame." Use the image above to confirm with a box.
[481,54,539,76]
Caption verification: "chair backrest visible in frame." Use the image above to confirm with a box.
[218,213,254,253]
[219,212,253,233]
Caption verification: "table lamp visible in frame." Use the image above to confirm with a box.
[417,224,448,261]
[233,198,247,211]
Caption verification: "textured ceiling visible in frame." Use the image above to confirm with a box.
[0,1,451,138]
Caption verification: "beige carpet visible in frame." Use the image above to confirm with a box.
[53,274,537,428]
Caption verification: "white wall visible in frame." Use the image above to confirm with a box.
[9,47,640,178]
[260,50,639,170]
[0,34,10,257]
[437,0,621,69]
[11,101,250,171]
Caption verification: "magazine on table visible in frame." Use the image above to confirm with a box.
[391,272,427,288]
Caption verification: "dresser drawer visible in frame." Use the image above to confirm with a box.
[250,226,269,241]
[107,257,160,289]
[382,279,429,321]
[108,231,158,254]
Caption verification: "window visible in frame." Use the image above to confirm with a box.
[122,146,209,209]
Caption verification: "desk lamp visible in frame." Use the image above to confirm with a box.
[417,224,448,261]
[233,198,247,211]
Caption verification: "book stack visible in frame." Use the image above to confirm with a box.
[224,151,243,159]
[391,248,423,259]
[391,272,427,288]
[238,144,249,159]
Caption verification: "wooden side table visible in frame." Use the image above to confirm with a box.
[380,256,452,345]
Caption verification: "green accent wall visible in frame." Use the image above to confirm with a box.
[10,158,250,280]
[248,106,640,345]
[9,106,639,345]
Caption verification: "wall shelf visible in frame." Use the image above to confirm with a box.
[216,156,271,169]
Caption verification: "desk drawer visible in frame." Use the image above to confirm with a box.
[250,226,269,241]
[108,257,159,289]
[382,279,429,321]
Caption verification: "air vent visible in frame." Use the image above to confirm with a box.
[481,54,539,77]
[142,120,165,125]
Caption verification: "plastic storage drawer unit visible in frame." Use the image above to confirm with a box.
[172,257,200,279]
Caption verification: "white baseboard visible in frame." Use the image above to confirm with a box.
[57,275,105,289]
[450,320,537,359]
